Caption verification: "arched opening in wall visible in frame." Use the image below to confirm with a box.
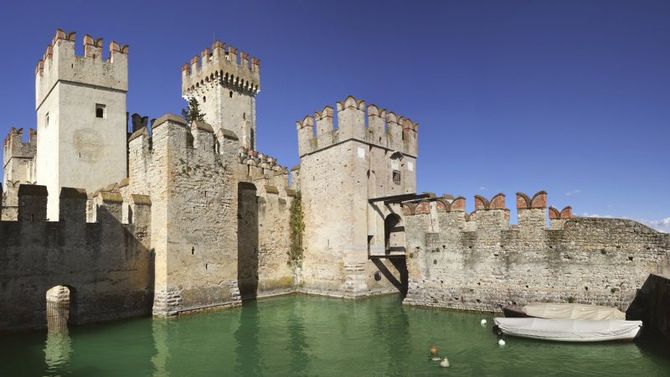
[46,285,74,331]
[384,213,405,255]
[370,213,408,296]
[237,182,259,302]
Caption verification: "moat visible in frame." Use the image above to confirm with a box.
[2,295,669,377]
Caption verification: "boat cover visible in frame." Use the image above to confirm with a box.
[523,303,626,320]
[494,318,642,342]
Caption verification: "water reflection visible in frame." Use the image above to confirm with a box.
[373,298,410,377]
[151,319,170,377]
[287,299,310,376]
[44,325,72,373]
[234,301,263,376]
[6,295,667,377]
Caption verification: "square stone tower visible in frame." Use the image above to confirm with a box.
[296,96,419,297]
[182,41,260,150]
[35,30,128,219]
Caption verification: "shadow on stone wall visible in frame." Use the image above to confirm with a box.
[371,257,408,296]
[238,182,259,301]
[0,185,155,333]
[627,274,670,341]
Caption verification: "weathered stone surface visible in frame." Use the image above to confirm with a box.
[403,201,670,312]
[0,185,153,333]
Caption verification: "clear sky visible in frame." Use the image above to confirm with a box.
[0,0,668,231]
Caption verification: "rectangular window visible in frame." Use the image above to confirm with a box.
[96,104,106,118]
[393,170,401,185]
[45,113,49,127]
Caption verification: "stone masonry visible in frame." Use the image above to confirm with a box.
[1,29,669,333]
[402,192,670,312]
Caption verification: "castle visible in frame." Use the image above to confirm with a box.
[0,30,668,333]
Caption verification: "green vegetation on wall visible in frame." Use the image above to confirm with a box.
[289,193,304,266]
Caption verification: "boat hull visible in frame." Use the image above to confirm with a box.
[494,318,642,342]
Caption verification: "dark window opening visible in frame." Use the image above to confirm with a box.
[96,104,106,118]
[229,90,233,98]
[243,112,246,120]
[393,170,401,185]
[203,96,206,103]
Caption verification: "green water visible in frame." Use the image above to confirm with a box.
[1,295,669,376]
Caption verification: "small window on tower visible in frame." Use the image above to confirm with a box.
[96,104,106,118]
[229,90,233,98]
[203,96,206,103]
[45,113,50,127]
[243,112,246,120]
[393,170,401,185]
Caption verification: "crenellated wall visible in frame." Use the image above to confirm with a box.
[402,191,670,312]
[297,96,418,159]
[35,29,128,107]
[0,185,153,333]
[2,127,37,220]
[297,96,419,298]
[182,41,260,149]
[34,29,129,220]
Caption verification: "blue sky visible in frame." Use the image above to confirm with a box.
[1,0,668,231]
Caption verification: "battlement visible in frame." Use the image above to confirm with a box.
[3,127,36,168]
[35,29,128,109]
[296,96,418,158]
[8,184,149,227]
[402,191,573,232]
[549,205,574,230]
[181,40,260,97]
[236,146,291,194]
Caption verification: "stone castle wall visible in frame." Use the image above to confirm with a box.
[127,114,296,315]
[402,192,670,312]
[0,185,153,333]
[128,115,240,316]
[297,96,418,297]
[236,146,297,299]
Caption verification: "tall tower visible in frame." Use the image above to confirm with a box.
[35,30,128,219]
[296,96,419,297]
[181,41,260,149]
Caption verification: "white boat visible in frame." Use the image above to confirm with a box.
[522,303,626,320]
[503,303,626,320]
[494,317,642,342]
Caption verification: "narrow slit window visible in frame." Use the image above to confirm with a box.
[96,104,106,119]
[45,113,50,127]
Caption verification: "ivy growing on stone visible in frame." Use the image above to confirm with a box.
[289,193,304,266]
